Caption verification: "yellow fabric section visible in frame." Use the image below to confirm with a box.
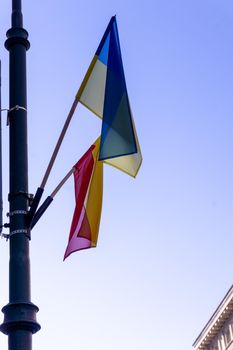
[78,57,107,118]
[76,55,98,100]
[104,117,142,177]
[85,137,103,246]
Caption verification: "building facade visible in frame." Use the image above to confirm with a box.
[193,286,233,350]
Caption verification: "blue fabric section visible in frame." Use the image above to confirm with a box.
[99,18,137,160]
[100,93,137,160]
[98,33,110,66]
[96,16,115,56]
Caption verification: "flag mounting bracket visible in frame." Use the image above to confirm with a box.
[8,191,33,206]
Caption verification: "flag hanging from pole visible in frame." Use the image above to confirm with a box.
[76,16,142,177]
[64,138,103,260]
[64,17,143,259]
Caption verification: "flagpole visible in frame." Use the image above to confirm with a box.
[0,1,40,349]
[40,99,78,189]
[27,98,79,226]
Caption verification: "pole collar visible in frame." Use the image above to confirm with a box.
[0,302,41,335]
[5,27,30,51]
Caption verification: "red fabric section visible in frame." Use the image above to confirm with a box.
[68,145,95,241]
[64,236,92,260]
[78,210,92,240]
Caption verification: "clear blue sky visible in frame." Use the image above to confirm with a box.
[0,1,233,349]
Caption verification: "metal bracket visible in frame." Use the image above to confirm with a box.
[8,191,33,204]
[0,226,30,240]
[10,229,28,237]
[6,105,27,125]
[7,210,27,217]
[0,233,9,241]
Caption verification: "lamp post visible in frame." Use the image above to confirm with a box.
[0,1,40,349]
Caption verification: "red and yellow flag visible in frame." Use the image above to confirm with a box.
[64,138,103,260]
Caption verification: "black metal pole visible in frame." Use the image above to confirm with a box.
[0,1,40,349]
[0,61,3,234]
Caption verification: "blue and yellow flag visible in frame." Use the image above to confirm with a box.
[76,16,142,177]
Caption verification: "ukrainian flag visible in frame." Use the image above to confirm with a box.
[77,16,142,177]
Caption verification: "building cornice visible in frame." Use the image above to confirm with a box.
[193,286,233,349]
